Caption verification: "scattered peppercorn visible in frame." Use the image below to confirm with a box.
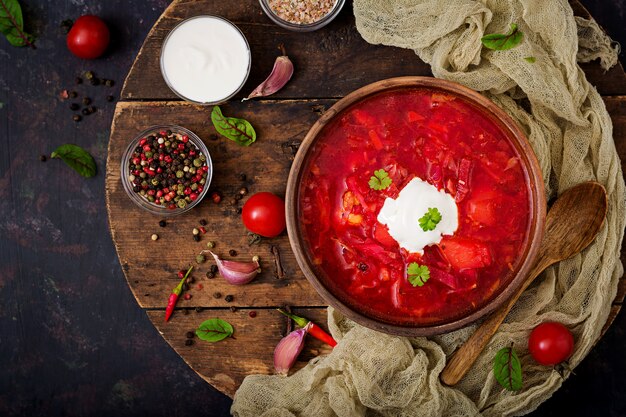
[82,97,91,106]
[151,233,159,241]
[186,331,194,339]
[182,283,189,291]
[183,293,192,300]
[88,106,96,114]
[81,108,90,116]
[234,194,243,201]
[239,187,248,196]
[239,173,247,181]
[104,79,114,87]
[210,265,218,274]
[199,219,207,226]
[73,115,82,122]
[196,254,206,264]
[236,207,242,215]
[213,292,222,299]
[183,309,189,315]
[106,95,115,102]
[159,220,167,227]
[192,228,200,236]
[185,339,193,346]
[230,306,237,312]
[84,71,95,80]
[229,249,237,257]
[69,91,78,98]
[69,103,79,111]
[75,77,83,85]
[230,198,237,205]
[224,295,234,303]
[39,155,47,162]
[193,235,200,242]
[186,276,195,284]
[90,78,100,86]
[249,311,257,318]
[199,226,207,234]
[177,270,186,279]
[211,191,222,204]
[195,306,204,313]
[206,241,215,249]
[358,262,368,271]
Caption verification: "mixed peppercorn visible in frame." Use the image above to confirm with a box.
[127,130,209,209]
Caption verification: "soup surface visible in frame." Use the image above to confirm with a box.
[299,89,531,326]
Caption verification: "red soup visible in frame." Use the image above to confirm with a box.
[299,89,531,326]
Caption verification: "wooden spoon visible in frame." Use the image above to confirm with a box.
[440,181,607,386]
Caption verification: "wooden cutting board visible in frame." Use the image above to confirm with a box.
[105,0,626,398]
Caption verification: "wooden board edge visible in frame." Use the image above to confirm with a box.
[120,0,183,99]
[105,102,152,308]
[146,306,331,398]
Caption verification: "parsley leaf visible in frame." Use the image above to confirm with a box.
[524,56,536,63]
[481,23,524,51]
[368,169,392,190]
[419,207,442,231]
[407,262,430,287]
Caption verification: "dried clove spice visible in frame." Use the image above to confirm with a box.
[271,245,285,279]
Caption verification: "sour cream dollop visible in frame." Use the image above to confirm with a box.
[377,178,458,253]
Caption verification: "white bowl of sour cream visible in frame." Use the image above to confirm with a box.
[160,16,251,104]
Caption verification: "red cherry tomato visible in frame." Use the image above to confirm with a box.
[66,15,110,59]
[528,322,574,366]
[242,192,286,238]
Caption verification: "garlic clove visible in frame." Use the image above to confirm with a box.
[244,51,294,100]
[274,322,312,376]
[207,251,260,285]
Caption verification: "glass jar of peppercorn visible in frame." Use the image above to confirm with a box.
[120,125,213,216]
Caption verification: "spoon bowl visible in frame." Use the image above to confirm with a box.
[440,181,608,386]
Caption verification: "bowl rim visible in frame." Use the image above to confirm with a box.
[120,124,213,217]
[285,76,546,336]
[159,15,251,105]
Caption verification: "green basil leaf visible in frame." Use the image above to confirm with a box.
[211,106,256,146]
[196,318,234,342]
[481,23,523,51]
[50,144,97,178]
[493,345,523,391]
[0,0,36,47]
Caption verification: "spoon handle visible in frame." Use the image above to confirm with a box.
[440,257,551,386]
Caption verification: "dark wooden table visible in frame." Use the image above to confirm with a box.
[1,1,625,416]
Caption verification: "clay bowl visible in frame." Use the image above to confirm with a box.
[286,76,546,336]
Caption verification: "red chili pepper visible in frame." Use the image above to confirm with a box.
[277,309,337,347]
[165,265,193,322]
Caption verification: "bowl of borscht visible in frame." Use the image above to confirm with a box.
[286,77,546,336]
